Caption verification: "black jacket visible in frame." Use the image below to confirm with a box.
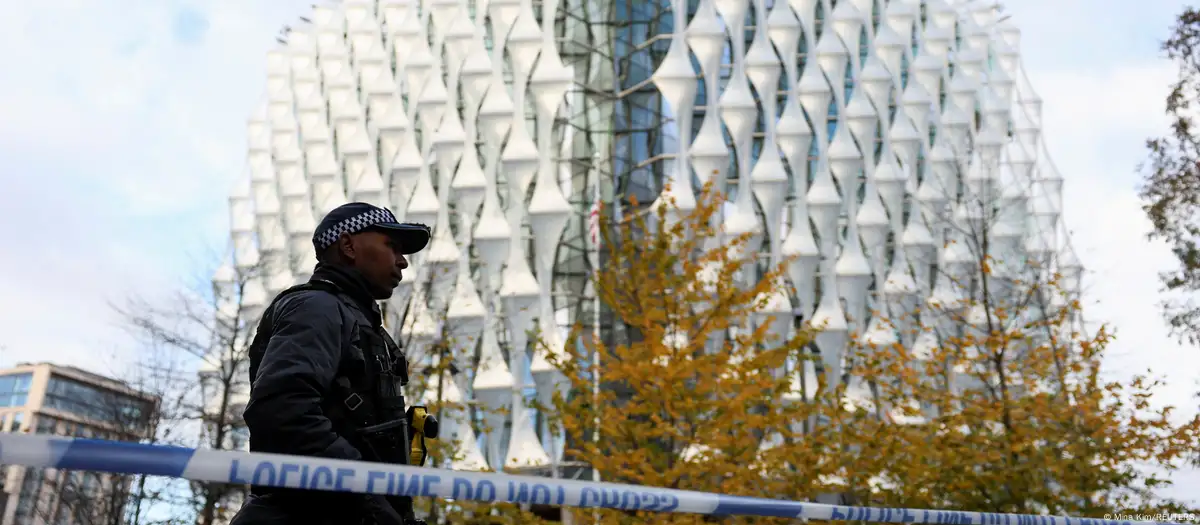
[230,263,412,525]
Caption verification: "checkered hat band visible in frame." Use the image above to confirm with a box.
[314,209,398,250]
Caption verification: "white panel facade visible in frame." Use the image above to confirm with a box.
[217,0,1082,478]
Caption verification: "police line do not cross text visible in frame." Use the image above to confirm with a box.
[226,457,683,513]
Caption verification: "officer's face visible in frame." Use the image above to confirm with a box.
[343,231,409,299]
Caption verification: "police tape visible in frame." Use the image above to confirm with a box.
[0,433,1185,525]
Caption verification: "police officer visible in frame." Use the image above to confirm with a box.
[229,202,432,525]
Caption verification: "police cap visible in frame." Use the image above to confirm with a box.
[312,202,431,255]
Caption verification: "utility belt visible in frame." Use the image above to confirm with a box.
[356,408,438,467]
[331,377,440,468]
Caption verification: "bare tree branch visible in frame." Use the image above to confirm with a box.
[110,256,270,525]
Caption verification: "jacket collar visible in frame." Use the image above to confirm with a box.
[309,262,383,327]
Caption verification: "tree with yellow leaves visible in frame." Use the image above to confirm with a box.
[537,174,1200,524]
[541,181,846,525]
[830,269,1200,515]
[823,145,1200,514]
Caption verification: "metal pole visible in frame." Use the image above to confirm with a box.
[590,151,603,525]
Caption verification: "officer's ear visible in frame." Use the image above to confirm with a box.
[336,233,358,262]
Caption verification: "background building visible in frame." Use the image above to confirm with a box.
[0,362,158,525]
[217,0,1076,494]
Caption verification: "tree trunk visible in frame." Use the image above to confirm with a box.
[428,344,447,524]
[201,371,235,525]
[131,474,147,525]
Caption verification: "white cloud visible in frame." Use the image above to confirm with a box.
[1013,16,1197,409]
[1003,0,1200,504]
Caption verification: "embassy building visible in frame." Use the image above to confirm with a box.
[213,0,1079,513]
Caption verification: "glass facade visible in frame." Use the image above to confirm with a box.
[612,0,672,204]
[611,0,861,206]
[0,373,32,409]
[44,374,149,427]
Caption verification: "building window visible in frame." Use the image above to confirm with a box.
[44,375,149,427]
[0,373,32,408]
[35,416,56,435]
[11,411,24,432]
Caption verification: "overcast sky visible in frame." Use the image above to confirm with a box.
[995,0,1200,504]
[0,0,1195,507]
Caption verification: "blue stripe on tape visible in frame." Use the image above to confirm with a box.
[714,495,804,518]
[49,438,195,477]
